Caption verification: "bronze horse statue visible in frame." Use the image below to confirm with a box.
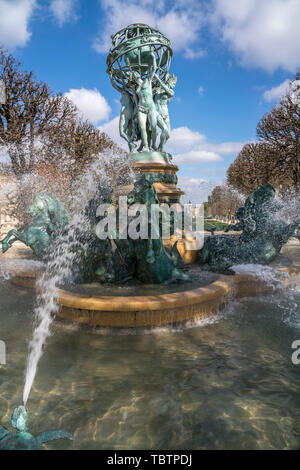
[1,193,68,258]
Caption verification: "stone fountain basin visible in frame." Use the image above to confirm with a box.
[5,260,300,328]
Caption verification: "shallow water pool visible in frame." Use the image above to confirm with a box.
[0,248,300,449]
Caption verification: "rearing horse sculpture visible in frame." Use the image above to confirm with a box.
[1,193,69,258]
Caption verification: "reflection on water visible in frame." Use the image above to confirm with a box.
[0,275,300,449]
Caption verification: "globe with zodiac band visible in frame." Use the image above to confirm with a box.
[106,23,173,90]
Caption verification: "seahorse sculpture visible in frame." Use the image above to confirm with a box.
[200,184,300,273]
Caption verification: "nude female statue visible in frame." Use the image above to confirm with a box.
[110,75,136,152]
[153,73,177,151]
[131,52,158,152]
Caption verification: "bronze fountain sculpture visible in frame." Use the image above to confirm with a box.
[1,25,300,450]
[0,406,73,450]
[200,184,300,273]
[1,25,299,279]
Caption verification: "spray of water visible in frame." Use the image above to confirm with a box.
[232,264,289,289]
[276,190,300,226]
[3,155,297,404]
[22,152,134,405]
[22,213,88,405]
[0,259,44,281]
[231,189,300,326]
[232,263,300,328]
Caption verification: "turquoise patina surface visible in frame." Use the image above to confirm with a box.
[0,406,73,450]
[80,175,187,284]
[200,184,300,273]
[107,24,176,154]
[0,193,68,258]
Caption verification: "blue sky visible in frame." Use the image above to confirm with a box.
[0,0,299,200]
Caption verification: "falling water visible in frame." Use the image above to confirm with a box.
[232,264,290,289]
[277,190,300,225]
[232,263,300,329]
[0,259,44,281]
[22,152,134,405]
[22,214,89,405]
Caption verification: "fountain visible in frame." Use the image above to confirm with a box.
[0,24,300,450]
[1,24,299,329]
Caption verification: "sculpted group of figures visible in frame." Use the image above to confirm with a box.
[0,177,187,284]
[110,51,177,153]
[1,181,299,281]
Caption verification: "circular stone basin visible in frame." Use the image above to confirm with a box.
[4,259,300,328]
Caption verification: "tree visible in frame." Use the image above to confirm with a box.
[207,184,244,218]
[227,74,300,194]
[42,117,118,179]
[0,48,121,180]
[227,142,278,194]
[257,91,300,190]
[0,48,78,176]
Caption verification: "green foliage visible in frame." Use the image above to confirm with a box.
[204,220,228,231]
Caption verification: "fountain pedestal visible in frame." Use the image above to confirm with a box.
[116,151,184,204]
[115,151,199,263]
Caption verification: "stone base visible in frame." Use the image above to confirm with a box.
[126,151,184,204]
[8,261,300,328]
[129,150,172,165]
[163,233,201,265]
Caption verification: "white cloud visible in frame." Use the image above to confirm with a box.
[50,0,78,26]
[198,86,204,96]
[93,0,204,58]
[64,88,111,124]
[0,0,36,49]
[98,116,123,146]
[166,126,245,164]
[177,175,214,203]
[262,79,291,102]
[212,0,300,72]
[166,126,206,153]
[173,150,222,164]
[184,48,206,59]
[205,142,246,155]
